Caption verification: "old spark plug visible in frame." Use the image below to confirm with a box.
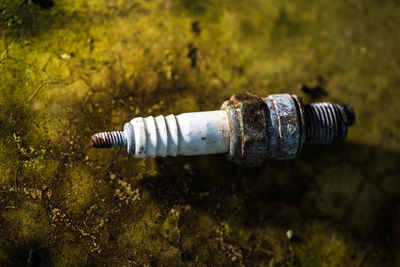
[91,93,355,167]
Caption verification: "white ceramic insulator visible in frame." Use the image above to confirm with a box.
[128,110,230,158]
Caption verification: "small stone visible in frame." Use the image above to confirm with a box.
[60,53,71,59]
[286,229,294,240]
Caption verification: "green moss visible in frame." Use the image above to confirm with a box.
[297,223,363,267]
[2,200,50,242]
[1,0,400,265]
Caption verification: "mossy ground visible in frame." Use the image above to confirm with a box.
[1,0,400,266]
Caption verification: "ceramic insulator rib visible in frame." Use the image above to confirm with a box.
[126,111,230,158]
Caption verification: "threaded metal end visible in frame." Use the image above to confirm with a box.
[91,131,127,148]
[304,103,355,144]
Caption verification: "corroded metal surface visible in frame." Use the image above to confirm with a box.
[221,93,355,166]
[222,93,268,167]
[264,94,302,159]
[91,131,126,148]
[304,103,355,144]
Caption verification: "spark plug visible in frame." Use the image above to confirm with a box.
[91,93,355,167]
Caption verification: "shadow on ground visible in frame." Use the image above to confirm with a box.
[142,142,400,263]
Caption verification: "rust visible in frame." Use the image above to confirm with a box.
[222,92,268,167]
[91,131,126,148]
[226,93,258,107]
[242,100,266,132]
[91,134,112,148]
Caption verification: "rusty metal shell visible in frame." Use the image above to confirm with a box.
[222,93,268,167]
[264,94,302,159]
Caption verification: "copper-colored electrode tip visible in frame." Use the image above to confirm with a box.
[91,134,112,148]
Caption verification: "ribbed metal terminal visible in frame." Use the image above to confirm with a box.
[304,103,355,144]
[91,131,127,148]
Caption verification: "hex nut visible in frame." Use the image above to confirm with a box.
[221,93,268,167]
[264,94,303,159]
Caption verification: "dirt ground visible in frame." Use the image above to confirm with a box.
[1,0,400,266]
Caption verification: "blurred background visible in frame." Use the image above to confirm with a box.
[1,0,399,266]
